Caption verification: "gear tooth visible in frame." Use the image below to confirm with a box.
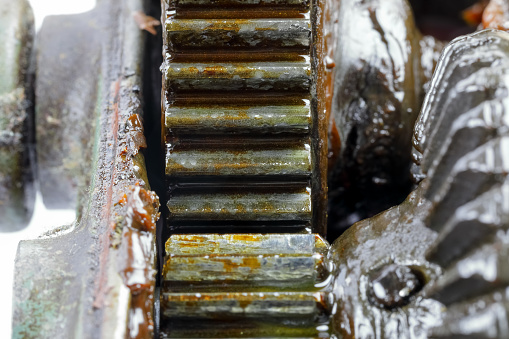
[414,30,509,173]
[166,0,310,11]
[428,244,509,307]
[166,61,311,93]
[423,97,509,201]
[166,146,312,177]
[165,104,311,135]
[428,290,509,339]
[167,190,312,225]
[166,18,311,50]
[426,136,509,232]
[426,181,509,268]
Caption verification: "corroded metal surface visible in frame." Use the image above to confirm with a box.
[160,2,330,334]
[329,183,443,339]
[163,253,328,289]
[12,0,161,338]
[161,233,331,337]
[165,104,311,134]
[166,147,312,176]
[326,0,444,238]
[166,18,311,49]
[327,29,509,339]
[0,0,34,231]
[165,233,328,255]
[11,0,509,338]
[168,191,312,221]
[163,0,326,234]
[163,234,329,291]
[167,0,310,8]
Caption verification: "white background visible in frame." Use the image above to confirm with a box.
[0,1,96,337]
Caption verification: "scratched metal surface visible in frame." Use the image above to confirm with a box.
[11,0,161,338]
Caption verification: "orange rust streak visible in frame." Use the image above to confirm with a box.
[242,257,262,269]
[128,113,144,130]
[93,78,122,309]
[216,258,242,273]
[117,193,128,206]
[126,187,160,232]
[463,2,488,26]
[232,234,260,242]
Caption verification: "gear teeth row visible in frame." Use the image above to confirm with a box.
[413,31,509,338]
[161,1,328,336]
[160,234,332,338]
[162,0,323,234]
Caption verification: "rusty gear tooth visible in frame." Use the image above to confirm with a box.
[166,18,311,50]
[165,104,311,135]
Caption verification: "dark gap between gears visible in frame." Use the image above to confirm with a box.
[141,0,163,337]
[409,0,478,40]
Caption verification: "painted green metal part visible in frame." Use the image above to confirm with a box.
[0,0,34,231]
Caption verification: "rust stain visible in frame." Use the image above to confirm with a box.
[116,193,128,206]
[93,78,121,310]
[242,257,262,269]
[126,114,147,156]
[217,258,242,273]
[238,299,252,309]
[232,234,261,242]
[124,185,161,232]
[203,65,229,76]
